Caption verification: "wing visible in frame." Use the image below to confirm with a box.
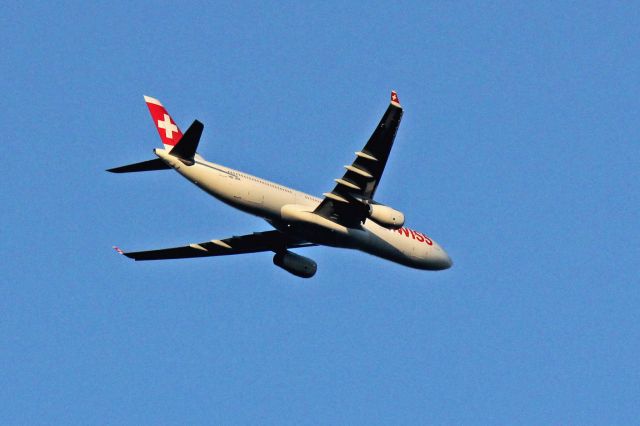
[115,230,315,261]
[314,91,404,227]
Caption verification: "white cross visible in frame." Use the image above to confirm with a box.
[157,114,178,139]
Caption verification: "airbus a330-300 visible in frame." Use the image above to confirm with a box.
[110,92,452,278]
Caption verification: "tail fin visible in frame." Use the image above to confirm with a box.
[144,95,183,150]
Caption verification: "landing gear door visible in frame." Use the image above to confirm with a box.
[246,189,264,205]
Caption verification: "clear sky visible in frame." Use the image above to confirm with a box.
[1,2,638,424]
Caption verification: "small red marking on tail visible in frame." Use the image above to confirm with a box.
[391,90,400,105]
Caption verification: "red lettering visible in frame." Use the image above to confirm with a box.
[395,228,433,245]
[397,228,410,237]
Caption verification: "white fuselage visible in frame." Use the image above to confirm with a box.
[154,149,452,270]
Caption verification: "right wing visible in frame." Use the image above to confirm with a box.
[313,91,404,226]
[115,230,315,261]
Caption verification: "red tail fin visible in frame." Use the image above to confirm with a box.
[144,95,183,148]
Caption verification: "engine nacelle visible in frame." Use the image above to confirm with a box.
[368,204,405,229]
[273,251,317,278]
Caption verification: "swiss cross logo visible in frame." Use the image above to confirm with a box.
[157,114,178,139]
[391,91,399,103]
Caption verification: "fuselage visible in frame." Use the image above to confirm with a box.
[154,148,452,270]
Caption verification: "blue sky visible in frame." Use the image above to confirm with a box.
[1,1,638,424]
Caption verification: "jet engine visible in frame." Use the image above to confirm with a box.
[368,204,405,229]
[273,251,317,278]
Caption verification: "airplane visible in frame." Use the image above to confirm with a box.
[109,91,452,278]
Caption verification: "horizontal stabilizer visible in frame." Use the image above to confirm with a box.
[106,158,170,173]
[169,120,203,163]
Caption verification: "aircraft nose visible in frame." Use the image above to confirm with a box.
[432,248,453,270]
[442,251,453,269]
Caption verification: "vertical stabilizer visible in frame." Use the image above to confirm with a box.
[144,95,183,150]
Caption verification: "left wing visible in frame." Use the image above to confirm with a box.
[115,230,314,261]
[314,91,404,227]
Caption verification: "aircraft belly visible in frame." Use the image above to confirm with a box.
[277,222,363,248]
[276,204,367,248]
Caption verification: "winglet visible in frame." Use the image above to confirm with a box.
[113,246,125,255]
[390,90,401,107]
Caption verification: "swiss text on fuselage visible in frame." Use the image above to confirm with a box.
[395,228,433,245]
